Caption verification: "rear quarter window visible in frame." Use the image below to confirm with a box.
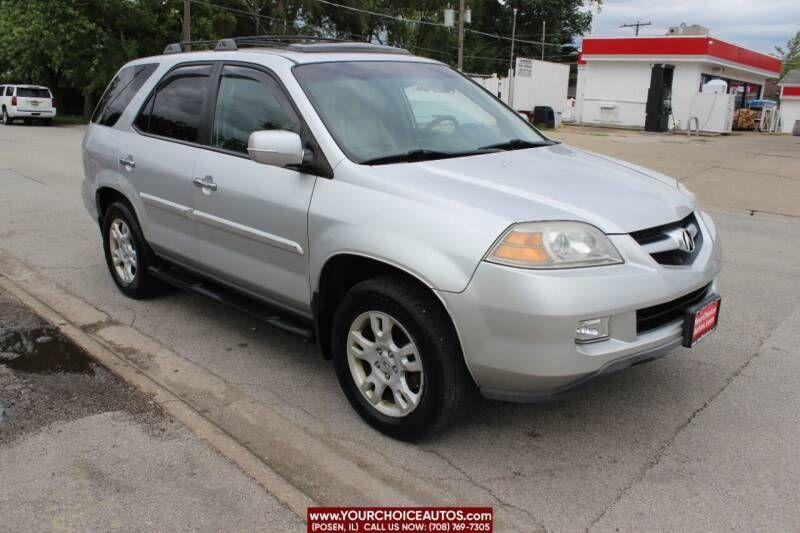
[92,63,158,127]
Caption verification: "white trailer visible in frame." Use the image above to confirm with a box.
[470,58,569,126]
[508,57,570,118]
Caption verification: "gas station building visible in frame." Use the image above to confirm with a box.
[574,33,782,132]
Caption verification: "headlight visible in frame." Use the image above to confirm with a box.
[486,221,623,269]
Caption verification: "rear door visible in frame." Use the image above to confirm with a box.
[83,63,159,224]
[191,63,317,311]
[16,87,53,113]
[126,63,214,264]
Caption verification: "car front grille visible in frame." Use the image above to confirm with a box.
[636,283,711,334]
[629,213,703,266]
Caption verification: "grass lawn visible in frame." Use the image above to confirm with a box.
[54,114,88,126]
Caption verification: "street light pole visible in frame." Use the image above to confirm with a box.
[541,20,546,60]
[457,0,465,71]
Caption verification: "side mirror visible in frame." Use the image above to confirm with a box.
[247,130,304,168]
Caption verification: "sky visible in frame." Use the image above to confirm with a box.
[584,0,800,55]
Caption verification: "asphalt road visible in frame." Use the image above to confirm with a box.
[1,123,799,531]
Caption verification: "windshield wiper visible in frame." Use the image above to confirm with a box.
[478,139,556,151]
[359,148,496,166]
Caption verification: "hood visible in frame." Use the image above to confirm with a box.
[368,143,694,234]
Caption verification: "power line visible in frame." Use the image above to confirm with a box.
[186,0,569,68]
[310,0,565,47]
[190,0,295,27]
[619,20,652,36]
[189,0,363,41]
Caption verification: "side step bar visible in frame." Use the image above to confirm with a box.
[147,265,315,341]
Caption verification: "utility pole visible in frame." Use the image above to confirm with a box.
[619,20,651,36]
[457,0,465,71]
[182,0,191,49]
[508,7,517,107]
[182,0,191,42]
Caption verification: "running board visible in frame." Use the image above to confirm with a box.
[147,265,315,341]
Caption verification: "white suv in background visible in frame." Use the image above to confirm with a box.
[0,84,57,125]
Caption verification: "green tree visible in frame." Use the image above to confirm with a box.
[0,0,599,114]
[776,30,800,79]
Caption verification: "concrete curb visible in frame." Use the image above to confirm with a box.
[0,272,316,520]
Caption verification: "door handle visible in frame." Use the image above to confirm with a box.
[119,155,135,169]
[193,175,218,191]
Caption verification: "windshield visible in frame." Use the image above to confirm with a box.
[17,88,50,98]
[293,61,548,164]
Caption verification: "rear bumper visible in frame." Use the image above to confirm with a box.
[9,108,56,118]
[438,211,722,402]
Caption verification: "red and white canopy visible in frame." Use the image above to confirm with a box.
[578,36,781,79]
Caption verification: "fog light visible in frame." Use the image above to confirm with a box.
[575,317,609,343]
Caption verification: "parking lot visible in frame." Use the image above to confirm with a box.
[1,123,800,531]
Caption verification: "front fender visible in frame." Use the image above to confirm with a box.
[308,176,508,293]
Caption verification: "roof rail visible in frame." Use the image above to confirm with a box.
[163,35,410,55]
[162,40,218,54]
[286,42,410,55]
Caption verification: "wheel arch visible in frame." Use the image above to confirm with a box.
[95,186,135,225]
[313,253,470,379]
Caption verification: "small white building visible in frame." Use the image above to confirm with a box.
[575,31,782,132]
[778,69,800,134]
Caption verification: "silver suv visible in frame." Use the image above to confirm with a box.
[82,38,722,440]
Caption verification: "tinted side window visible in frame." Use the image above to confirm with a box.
[139,64,211,143]
[92,63,158,126]
[5,87,12,96]
[212,65,299,154]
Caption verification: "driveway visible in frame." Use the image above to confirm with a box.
[1,123,799,531]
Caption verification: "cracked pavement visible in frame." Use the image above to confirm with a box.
[1,123,799,531]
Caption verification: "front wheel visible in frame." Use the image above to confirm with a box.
[332,276,474,441]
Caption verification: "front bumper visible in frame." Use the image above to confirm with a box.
[438,211,722,402]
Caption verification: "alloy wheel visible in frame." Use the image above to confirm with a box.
[108,218,138,285]
[346,311,424,417]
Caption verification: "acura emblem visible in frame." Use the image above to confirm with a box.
[677,228,695,253]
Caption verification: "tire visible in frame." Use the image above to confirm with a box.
[101,201,161,299]
[1,108,12,125]
[332,275,474,441]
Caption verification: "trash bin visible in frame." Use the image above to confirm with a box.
[533,106,556,129]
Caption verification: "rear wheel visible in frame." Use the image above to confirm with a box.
[332,276,474,441]
[1,108,12,125]
[101,202,161,298]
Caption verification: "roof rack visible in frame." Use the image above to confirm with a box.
[163,35,410,55]
[286,42,410,55]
